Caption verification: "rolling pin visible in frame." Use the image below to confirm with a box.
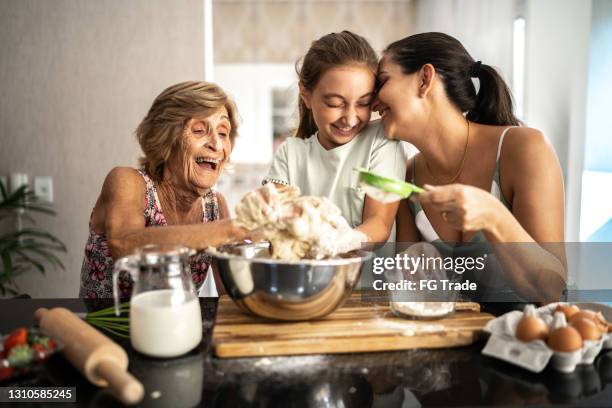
[34,307,144,405]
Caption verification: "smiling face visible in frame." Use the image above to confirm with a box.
[376,56,427,141]
[301,65,375,150]
[170,107,232,192]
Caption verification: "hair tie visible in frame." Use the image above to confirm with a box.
[470,61,482,78]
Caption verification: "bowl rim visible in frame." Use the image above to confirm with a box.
[206,246,373,266]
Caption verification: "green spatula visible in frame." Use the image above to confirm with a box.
[356,168,425,203]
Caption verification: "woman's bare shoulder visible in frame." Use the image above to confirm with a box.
[500,126,562,184]
[91,167,146,231]
[502,127,555,159]
[101,167,146,202]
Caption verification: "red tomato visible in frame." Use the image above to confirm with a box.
[32,343,48,361]
[0,366,13,381]
[3,328,28,353]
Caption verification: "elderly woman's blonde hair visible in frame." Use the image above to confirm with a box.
[136,81,239,181]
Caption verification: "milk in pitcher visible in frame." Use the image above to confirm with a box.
[130,289,202,358]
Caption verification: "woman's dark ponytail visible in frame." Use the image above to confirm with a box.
[468,64,520,126]
[385,32,520,126]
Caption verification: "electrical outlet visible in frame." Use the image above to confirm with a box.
[34,176,53,203]
[10,173,29,194]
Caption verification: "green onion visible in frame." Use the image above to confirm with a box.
[85,302,130,339]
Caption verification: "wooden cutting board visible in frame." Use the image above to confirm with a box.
[212,292,494,358]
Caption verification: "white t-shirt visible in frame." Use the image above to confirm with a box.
[263,120,407,229]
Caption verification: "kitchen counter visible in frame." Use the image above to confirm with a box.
[1,298,611,407]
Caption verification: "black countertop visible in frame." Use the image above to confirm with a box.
[1,298,612,407]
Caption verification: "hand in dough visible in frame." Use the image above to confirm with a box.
[235,183,300,230]
[310,225,367,258]
[235,184,365,260]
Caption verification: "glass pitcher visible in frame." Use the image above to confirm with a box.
[112,244,203,358]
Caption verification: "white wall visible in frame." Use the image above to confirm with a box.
[414,0,516,85]
[0,0,205,297]
[524,0,592,242]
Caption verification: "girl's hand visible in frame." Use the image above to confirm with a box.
[414,184,503,233]
[313,227,367,257]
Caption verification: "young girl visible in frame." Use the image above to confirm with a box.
[264,31,407,249]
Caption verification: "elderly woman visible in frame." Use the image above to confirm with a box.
[79,81,249,299]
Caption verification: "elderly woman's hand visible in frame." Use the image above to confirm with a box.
[235,184,301,230]
[414,184,505,233]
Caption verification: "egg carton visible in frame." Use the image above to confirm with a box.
[481,303,611,373]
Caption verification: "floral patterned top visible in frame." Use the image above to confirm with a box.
[79,169,219,299]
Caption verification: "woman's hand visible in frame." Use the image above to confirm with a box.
[314,227,367,256]
[414,184,505,234]
[235,184,301,230]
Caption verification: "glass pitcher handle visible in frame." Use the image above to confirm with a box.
[112,256,137,316]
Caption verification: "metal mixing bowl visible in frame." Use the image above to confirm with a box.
[208,243,372,321]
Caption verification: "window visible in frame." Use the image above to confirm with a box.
[512,17,525,120]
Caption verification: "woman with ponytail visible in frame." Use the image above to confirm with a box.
[264,31,407,249]
[376,32,566,304]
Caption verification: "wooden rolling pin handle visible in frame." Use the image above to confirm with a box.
[34,307,145,405]
[96,360,145,406]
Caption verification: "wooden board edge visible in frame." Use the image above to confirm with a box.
[214,330,484,358]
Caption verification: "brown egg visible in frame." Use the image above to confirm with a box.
[555,304,580,320]
[569,310,608,332]
[571,317,603,341]
[548,326,583,352]
[594,311,609,328]
[516,315,549,342]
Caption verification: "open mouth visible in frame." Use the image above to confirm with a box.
[195,156,220,171]
[331,123,359,138]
